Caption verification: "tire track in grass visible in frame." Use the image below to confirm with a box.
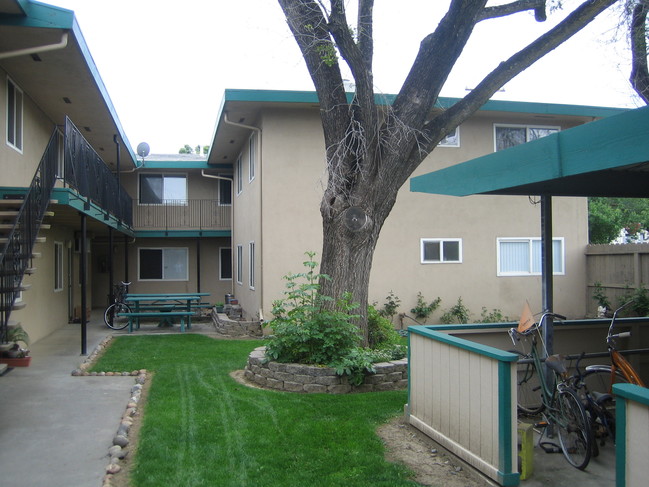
[173,364,202,486]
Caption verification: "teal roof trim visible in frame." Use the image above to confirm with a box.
[410,105,649,198]
[220,89,627,118]
[143,161,228,170]
[0,1,73,28]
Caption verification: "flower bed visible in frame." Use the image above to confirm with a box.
[244,347,408,393]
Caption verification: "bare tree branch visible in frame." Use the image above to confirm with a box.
[477,0,547,22]
[630,0,649,103]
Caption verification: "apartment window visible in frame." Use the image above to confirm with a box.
[494,124,559,152]
[249,134,256,182]
[438,126,460,147]
[219,178,232,205]
[249,241,255,289]
[6,77,23,152]
[138,248,188,280]
[220,247,232,280]
[139,174,187,204]
[497,238,564,276]
[236,156,243,195]
[236,244,243,285]
[54,242,64,291]
[421,238,462,263]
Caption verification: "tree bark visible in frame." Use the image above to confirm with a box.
[630,0,649,103]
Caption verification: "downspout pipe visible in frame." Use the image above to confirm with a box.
[222,113,263,321]
[0,32,69,59]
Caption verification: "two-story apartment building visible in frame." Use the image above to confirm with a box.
[2,1,628,352]
[208,89,625,324]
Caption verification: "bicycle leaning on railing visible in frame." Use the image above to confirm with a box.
[508,307,594,470]
[103,281,131,330]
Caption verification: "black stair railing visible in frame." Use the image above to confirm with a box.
[0,128,59,343]
[64,118,132,226]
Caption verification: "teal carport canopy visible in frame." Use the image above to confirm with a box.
[410,105,649,198]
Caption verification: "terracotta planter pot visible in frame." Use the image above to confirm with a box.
[0,356,31,367]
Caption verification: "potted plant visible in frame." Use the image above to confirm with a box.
[0,324,31,367]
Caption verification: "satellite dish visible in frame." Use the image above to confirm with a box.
[137,142,150,158]
[342,206,368,232]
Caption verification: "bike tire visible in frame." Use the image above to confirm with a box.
[104,303,131,330]
[556,387,592,470]
[508,350,544,415]
[582,367,628,395]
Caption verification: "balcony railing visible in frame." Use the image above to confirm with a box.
[132,199,230,231]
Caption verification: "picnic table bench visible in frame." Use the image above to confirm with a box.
[122,293,210,332]
[117,311,197,333]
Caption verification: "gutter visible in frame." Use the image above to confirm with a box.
[0,32,69,59]
[222,112,263,321]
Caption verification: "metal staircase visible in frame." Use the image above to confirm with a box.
[0,128,59,354]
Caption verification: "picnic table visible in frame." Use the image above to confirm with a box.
[122,293,210,332]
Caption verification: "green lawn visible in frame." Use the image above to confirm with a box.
[92,335,419,487]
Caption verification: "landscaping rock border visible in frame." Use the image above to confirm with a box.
[212,310,263,337]
[244,346,408,393]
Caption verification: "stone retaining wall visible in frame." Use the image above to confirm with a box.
[244,346,408,393]
[212,310,263,337]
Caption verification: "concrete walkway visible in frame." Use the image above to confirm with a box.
[0,315,133,487]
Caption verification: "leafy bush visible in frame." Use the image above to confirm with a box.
[478,307,509,323]
[367,305,402,349]
[376,291,401,320]
[266,253,361,365]
[592,281,611,310]
[410,292,441,321]
[440,297,471,324]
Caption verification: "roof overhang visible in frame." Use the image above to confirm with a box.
[410,105,649,198]
[0,0,136,169]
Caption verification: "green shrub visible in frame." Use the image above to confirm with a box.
[440,297,471,324]
[376,291,401,320]
[266,252,360,365]
[410,292,441,321]
[592,281,611,310]
[367,305,402,349]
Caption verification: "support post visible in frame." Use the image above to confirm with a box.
[541,195,554,356]
[124,234,129,282]
[196,237,201,293]
[80,213,87,355]
[108,227,114,306]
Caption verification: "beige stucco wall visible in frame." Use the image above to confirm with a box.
[246,106,589,323]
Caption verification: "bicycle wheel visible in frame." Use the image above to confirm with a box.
[509,350,544,415]
[104,303,131,330]
[556,387,592,470]
[583,367,628,395]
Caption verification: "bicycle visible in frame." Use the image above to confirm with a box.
[508,306,593,470]
[103,281,131,330]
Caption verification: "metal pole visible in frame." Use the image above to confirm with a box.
[108,227,114,306]
[196,237,201,293]
[124,234,129,282]
[541,195,554,356]
[80,213,87,355]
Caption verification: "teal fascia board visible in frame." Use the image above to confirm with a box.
[135,230,231,238]
[220,89,626,118]
[410,105,649,197]
[51,188,135,236]
[0,1,74,28]
[143,161,230,170]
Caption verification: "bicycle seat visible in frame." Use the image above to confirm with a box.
[591,390,613,405]
[545,354,567,375]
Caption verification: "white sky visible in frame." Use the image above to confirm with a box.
[46,0,642,155]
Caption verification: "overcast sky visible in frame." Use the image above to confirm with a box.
[46,0,641,155]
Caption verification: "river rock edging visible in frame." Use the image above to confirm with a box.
[244,346,408,393]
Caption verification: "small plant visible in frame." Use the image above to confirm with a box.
[478,307,509,323]
[3,324,30,358]
[632,284,649,316]
[367,305,402,349]
[266,252,360,366]
[410,292,441,322]
[440,297,471,324]
[376,291,401,321]
[592,281,611,311]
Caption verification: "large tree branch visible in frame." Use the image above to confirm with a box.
[421,0,619,160]
[630,0,649,103]
[477,0,547,22]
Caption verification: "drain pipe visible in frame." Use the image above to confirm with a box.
[222,113,263,321]
[0,32,69,59]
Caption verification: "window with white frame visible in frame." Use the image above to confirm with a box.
[218,177,232,205]
[236,244,243,285]
[236,156,243,195]
[249,134,256,182]
[220,247,232,280]
[438,126,460,147]
[138,247,189,280]
[420,238,462,263]
[249,241,255,289]
[139,173,187,204]
[6,77,23,152]
[54,242,64,291]
[497,237,564,276]
[494,124,559,152]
